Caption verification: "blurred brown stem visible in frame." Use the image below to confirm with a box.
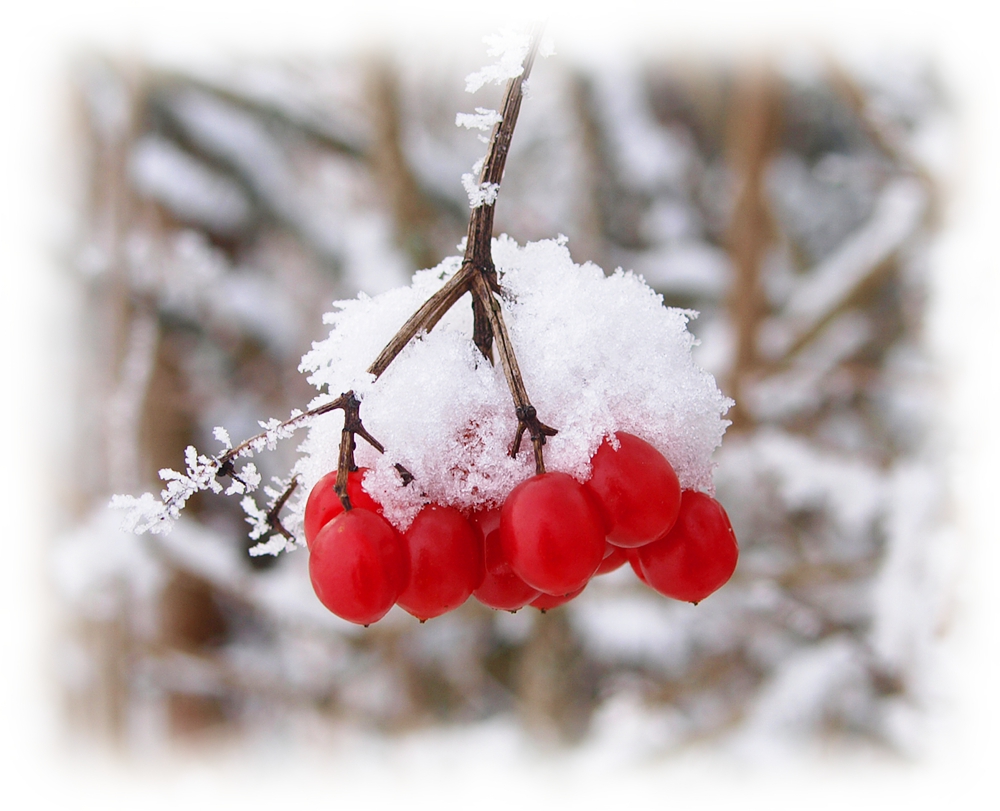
[724,64,782,432]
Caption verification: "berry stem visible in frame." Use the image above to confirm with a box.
[217,391,355,473]
[366,24,545,380]
[366,266,475,379]
[266,478,300,540]
[335,394,362,510]
[468,269,557,473]
[458,24,558,474]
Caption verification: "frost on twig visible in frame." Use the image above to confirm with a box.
[245,414,302,454]
[464,27,554,93]
[113,25,555,546]
[224,461,262,496]
[110,405,315,537]
[245,476,301,556]
[456,107,503,142]
[461,157,501,209]
[458,25,550,210]
[212,426,232,449]
[111,445,232,535]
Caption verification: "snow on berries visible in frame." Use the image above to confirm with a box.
[295,235,732,530]
[295,234,739,624]
[302,430,739,625]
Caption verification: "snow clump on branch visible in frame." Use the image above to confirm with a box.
[464,27,553,93]
[461,158,501,209]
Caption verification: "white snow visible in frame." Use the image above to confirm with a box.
[461,158,501,208]
[455,107,502,139]
[464,28,535,93]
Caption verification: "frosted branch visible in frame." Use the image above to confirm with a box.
[456,107,502,132]
[247,477,301,555]
[465,28,533,93]
[111,445,225,535]
[462,170,501,208]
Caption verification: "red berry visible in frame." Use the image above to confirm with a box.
[625,547,650,586]
[468,506,502,539]
[474,528,540,611]
[500,471,606,596]
[308,508,408,625]
[595,542,627,575]
[530,583,586,611]
[397,504,484,621]
[584,432,681,549]
[304,468,382,549]
[636,490,738,604]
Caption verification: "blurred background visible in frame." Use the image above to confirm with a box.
[53,35,952,756]
[4,2,998,807]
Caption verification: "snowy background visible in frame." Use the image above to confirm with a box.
[2,2,998,809]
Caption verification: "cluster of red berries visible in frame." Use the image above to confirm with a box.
[304,432,739,625]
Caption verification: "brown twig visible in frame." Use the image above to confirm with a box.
[460,24,557,474]
[333,392,394,510]
[360,24,555,476]
[468,270,557,473]
[463,24,544,270]
[366,267,475,378]
[265,478,300,540]
[217,392,354,474]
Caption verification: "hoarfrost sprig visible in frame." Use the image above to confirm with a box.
[465,28,536,93]
[111,403,321,538]
[245,476,301,556]
[111,445,230,535]
[241,495,271,541]
[461,158,501,208]
[458,24,549,210]
[456,107,503,142]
